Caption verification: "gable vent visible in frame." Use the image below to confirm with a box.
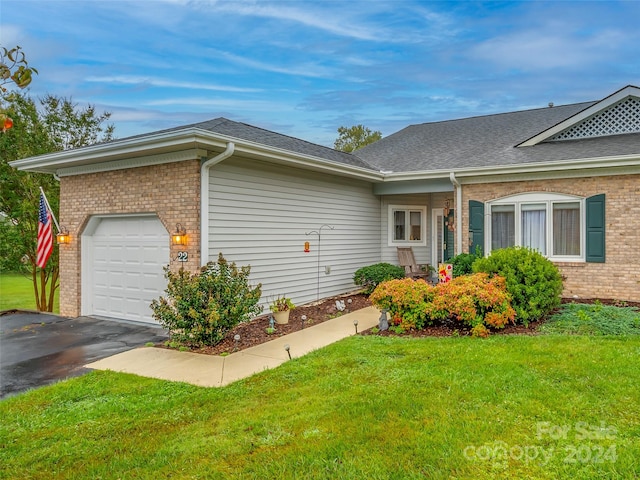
[549,96,640,141]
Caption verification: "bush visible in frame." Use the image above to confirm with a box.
[472,246,563,325]
[151,253,263,347]
[369,277,436,330]
[354,262,406,294]
[425,273,516,335]
[369,273,515,336]
[449,249,480,278]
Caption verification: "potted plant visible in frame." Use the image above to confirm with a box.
[270,295,295,324]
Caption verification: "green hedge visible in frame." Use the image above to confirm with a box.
[472,246,563,325]
[353,262,406,294]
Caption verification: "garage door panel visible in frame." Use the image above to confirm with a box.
[87,216,169,323]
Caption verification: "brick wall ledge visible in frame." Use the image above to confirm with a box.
[553,262,588,268]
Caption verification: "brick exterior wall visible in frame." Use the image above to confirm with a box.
[58,160,201,317]
[460,174,640,302]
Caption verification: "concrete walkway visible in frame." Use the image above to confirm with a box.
[86,306,381,387]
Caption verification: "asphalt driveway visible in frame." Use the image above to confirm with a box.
[0,311,168,399]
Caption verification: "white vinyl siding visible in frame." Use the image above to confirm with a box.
[208,158,381,307]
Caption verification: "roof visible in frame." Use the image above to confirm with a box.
[9,116,380,179]
[11,86,640,180]
[354,101,598,171]
[355,86,640,172]
[126,117,377,171]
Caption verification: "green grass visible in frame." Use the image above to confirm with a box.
[0,272,59,313]
[540,303,640,336]
[1,335,639,479]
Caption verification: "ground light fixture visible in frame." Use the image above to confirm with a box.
[379,309,389,331]
[172,223,187,245]
[301,315,307,328]
[353,319,358,334]
[233,334,240,351]
[56,227,70,245]
[284,344,291,359]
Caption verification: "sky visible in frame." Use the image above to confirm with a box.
[1,0,639,147]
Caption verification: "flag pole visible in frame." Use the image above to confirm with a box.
[39,186,61,233]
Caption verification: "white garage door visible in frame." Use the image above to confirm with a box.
[86,216,169,323]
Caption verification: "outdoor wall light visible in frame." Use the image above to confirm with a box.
[443,199,451,217]
[172,223,187,245]
[57,227,70,245]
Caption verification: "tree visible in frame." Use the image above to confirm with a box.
[333,124,382,152]
[0,93,114,311]
[1,45,37,132]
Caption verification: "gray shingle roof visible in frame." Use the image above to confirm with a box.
[149,117,377,171]
[354,101,640,172]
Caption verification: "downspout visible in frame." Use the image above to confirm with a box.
[449,172,462,255]
[201,142,235,266]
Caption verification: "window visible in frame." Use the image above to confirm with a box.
[487,193,584,260]
[388,205,426,246]
[490,204,514,250]
[553,202,580,256]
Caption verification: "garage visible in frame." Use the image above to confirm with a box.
[82,215,169,323]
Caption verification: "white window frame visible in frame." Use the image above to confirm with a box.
[388,205,427,246]
[486,193,585,262]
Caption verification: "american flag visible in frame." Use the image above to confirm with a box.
[37,192,53,268]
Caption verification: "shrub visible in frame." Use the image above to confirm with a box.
[472,246,563,325]
[151,253,263,347]
[370,273,515,336]
[449,250,480,278]
[354,262,406,294]
[369,277,436,330]
[425,273,516,335]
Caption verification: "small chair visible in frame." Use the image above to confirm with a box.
[397,247,433,283]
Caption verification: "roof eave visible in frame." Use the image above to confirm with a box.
[381,153,640,182]
[9,128,384,182]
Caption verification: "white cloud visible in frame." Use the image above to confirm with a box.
[145,97,289,112]
[470,26,628,71]
[85,75,262,93]
[200,1,383,42]
[213,50,337,79]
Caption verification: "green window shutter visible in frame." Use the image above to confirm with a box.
[443,209,455,261]
[586,194,605,263]
[469,200,485,255]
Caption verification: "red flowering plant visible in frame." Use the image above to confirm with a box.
[369,277,436,331]
[370,273,515,337]
[425,273,516,336]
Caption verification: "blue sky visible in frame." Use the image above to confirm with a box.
[2,0,639,147]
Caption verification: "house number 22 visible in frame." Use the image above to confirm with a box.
[177,251,188,262]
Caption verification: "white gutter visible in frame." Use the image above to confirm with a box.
[200,142,235,266]
[449,172,462,255]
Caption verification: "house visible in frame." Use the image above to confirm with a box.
[11,85,640,323]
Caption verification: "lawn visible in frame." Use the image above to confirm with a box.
[1,335,638,479]
[0,272,59,313]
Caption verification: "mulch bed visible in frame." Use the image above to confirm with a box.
[164,295,640,356]
[190,292,371,356]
